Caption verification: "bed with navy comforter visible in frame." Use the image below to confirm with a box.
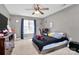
[32,32,69,53]
[32,35,68,50]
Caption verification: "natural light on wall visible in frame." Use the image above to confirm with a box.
[23,20,34,34]
[16,20,19,22]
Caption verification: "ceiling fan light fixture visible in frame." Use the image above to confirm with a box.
[25,4,49,15]
[34,10,40,14]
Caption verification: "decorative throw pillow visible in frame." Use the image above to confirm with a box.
[48,33,54,37]
[36,35,44,40]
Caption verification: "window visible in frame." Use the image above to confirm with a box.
[23,20,34,34]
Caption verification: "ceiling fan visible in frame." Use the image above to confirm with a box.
[25,4,49,15]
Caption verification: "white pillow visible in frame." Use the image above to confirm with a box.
[52,32,65,39]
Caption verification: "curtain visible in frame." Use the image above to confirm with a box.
[21,18,24,39]
[34,19,36,35]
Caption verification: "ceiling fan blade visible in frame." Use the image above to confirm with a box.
[25,4,49,15]
[38,10,44,14]
[40,8,49,10]
[25,9,34,10]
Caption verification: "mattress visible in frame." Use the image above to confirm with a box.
[42,40,68,50]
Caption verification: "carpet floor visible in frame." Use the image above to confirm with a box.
[11,39,79,55]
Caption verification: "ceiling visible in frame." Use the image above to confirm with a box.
[5,4,72,18]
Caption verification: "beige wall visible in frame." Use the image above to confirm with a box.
[42,5,79,42]
[10,15,43,38]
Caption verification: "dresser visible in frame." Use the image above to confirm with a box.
[0,32,14,55]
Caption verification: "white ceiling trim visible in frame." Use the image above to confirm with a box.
[44,4,73,18]
[5,4,72,18]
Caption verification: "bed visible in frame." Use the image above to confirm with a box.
[32,32,70,54]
